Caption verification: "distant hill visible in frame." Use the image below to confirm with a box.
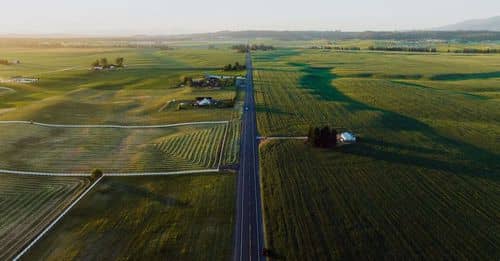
[436,16,500,31]
[164,30,500,41]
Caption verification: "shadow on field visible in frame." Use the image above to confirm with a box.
[252,49,301,63]
[430,71,500,81]
[290,62,500,180]
[107,181,190,207]
[339,139,498,179]
[344,73,424,80]
[255,106,294,116]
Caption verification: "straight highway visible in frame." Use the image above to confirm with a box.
[233,50,265,261]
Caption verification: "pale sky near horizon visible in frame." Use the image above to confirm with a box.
[1,0,499,35]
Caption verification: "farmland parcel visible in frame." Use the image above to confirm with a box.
[253,48,500,260]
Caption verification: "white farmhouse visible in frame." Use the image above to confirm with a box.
[339,132,356,143]
[196,98,213,106]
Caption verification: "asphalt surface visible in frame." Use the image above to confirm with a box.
[233,51,265,261]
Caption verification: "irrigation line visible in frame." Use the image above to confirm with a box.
[13,176,104,261]
[0,120,229,129]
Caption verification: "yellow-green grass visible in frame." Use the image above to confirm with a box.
[24,174,235,260]
[0,123,232,173]
[253,49,500,259]
[260,140,500,260]
[0,174,90,260]
[0,47,244,125]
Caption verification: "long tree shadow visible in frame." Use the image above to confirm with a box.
[109,181,190,208]
[430,71,500,81]
[290,62,499,180]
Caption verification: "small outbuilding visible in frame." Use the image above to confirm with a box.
[339,132,356,143]
[195,97,213,106]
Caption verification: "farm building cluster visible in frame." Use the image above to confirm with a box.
[0,76,39,84]
[181,74,246,89]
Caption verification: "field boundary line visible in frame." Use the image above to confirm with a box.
[0,120,229,129]
[12,176,104,261]
[0,169,91,177]
[257,136,308,140]
[103,169,220,176]
[0,169,222,177]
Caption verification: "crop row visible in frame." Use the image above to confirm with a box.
[0,123,232,173]
[0,174,90,260]
[155,124,226,169]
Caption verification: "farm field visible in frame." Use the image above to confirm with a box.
[0,122,234,173]
[253,49,500,259]
[0,174,90,260]
[0,46,245,174]
[24,174,236,260]
[0,47,244,124]
[0,45,243,259]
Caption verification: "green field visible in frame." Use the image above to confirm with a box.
[2,40,499,260]
[0,45,243,259]
[0,123,232,173]
[0,46,244,173]
[24,174,235,260]
[253,49,500,259]
[0,174,90,260]
[0,47,244,124]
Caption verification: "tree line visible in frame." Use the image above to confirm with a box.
[308,126,338,148]
[368,46,437,52]
[452,48,499,53]
[0,59,9,65]
[223,62,246,71]
[91,57,125,68]
[231,44,275,53]
[311,46,361,50]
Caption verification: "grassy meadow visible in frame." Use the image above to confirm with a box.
[0,44,243,258]
[0,46,245,173]
[0,123,233,173]
[253,48,500,259]
[0,47,245,124]
[24,174,235,260]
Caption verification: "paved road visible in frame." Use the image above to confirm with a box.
[233,51,265,261]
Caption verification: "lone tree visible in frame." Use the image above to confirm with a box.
[308,125,338,148]
[91,168,103,180]
[115,57,124,67]
[91,59,100,67]
[100,58,108,68]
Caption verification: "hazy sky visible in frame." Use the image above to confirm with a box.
[1,0,499,35]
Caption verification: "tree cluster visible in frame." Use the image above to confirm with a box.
[231,44,275,53]
[0,59,9,65]
[308,126,337,148]
[452,48,499,53]
[368,46,437,52]
[311,46,360,50]
[249,44,274,51]
[91,57,125,68]
[231,44,247,53]
[223,62,246,71]
[90,168,103,180]
[182,76,234,88]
